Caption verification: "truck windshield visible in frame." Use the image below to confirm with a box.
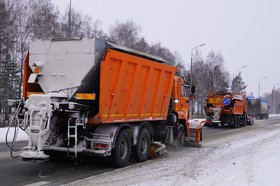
[181,85,187,97]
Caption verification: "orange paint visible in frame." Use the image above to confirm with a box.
[98,49,176,123]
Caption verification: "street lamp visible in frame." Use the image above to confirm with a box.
[190,43,206,117]
[235,65,247,77]
[190,43,206,89]
[258,76,267,98]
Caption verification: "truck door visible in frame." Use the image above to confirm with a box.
[179,84,189,116]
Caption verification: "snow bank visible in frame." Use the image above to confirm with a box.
[269,114,280,117]
[0,127,28,143]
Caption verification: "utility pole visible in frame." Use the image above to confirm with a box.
[258,76,267,98]
[272,83,280,114]
[68,0,72,37]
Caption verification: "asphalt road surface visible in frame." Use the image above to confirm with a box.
[0,116,279,186]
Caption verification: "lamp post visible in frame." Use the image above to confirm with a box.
[258,76,267,98]
[235,65,247,77]
[213,65,218,92]
[190,43,206,117]
[272,83,280,114]
[68,0,72,37]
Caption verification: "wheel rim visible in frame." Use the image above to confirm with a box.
[120,139,128,160]
[140,136,148,154]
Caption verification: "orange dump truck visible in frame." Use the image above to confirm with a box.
[10,38,203,167]
[205,92,248,128]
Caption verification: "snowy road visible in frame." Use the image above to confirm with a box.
[67,116,280,186]
[1,116,280,185]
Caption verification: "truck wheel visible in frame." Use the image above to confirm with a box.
[243,114,247,126]
[233,116,238,128]
[135,128,150,162]
[176,125,185,147]
[168,113,178,126]
[237,116,241,128]
[112,130,131,168]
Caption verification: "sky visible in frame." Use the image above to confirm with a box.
[51,0,280,97]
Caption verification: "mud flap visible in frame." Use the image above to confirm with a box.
[149,142,167,159]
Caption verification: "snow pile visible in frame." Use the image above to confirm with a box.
[269,114,280,117]
[0,127,28,143]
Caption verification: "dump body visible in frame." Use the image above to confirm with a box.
[205,92,248,127]
[23,38,174,123]
[247,98,269,119]
[97,49,176,123]
[15,38,203,167]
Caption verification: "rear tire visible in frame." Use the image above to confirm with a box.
[243,114,247,126]
[112,130,131,168]
[135,128,150,162]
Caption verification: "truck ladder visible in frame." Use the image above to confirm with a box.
[67,117,83,157]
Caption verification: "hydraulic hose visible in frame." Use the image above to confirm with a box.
[5,100,24,158]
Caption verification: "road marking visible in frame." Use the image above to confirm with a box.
[24,181,50,186]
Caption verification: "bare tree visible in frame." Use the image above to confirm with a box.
[60,8,106,38]
[205,51,229,92]
[27,0,61,39]
[191,50,230,115]
[0,0,20,125]
[109,20,140,48]
[231,72,247,93]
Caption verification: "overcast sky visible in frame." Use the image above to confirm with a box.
[52,0,280,97]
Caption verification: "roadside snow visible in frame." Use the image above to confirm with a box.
[187,129,280,186]
[0,127,28,143]
[269,114,280,117]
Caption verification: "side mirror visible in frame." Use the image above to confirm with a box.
[191,86,195,94]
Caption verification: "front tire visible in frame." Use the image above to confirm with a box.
[233,116,238,128]
[176,124,185,148]
[135,128,150,162]
[112,129,132,168]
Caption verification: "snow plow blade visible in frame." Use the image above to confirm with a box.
[20,150,49,160]
[149,142,167,159]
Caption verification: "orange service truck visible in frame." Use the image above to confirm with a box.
[205,92,248,128]
[11,38,203,167]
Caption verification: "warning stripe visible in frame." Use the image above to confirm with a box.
[102,113,167,118]
[75,93,96,100]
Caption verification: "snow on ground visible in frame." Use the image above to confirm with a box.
[67,119,280,186]
[269,114,280,117]
[2,115,280,185]
[0,127,28,143]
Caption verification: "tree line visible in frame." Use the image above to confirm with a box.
[0,0,249,125]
